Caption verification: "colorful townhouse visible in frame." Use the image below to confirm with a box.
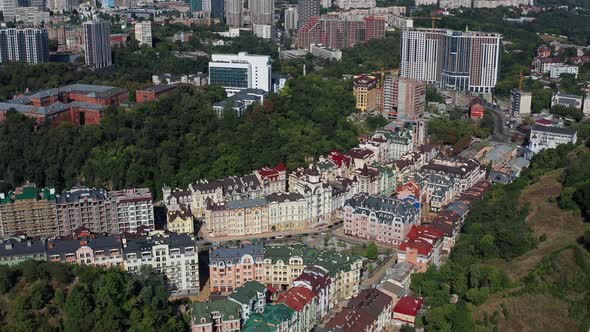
[397,225,444,272]
[277,286,318,332]
[191,299,242,332]
[244,303,297,332]
[228,281,267,321]
[325,288,394,332]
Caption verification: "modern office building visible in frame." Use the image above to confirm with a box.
[382,76,426,120]
[510,89,532,118]
[284,7,298,31]
[0,184,57,238]
[401,28,502,93]
[134,21,152,47]
[83,21,112,69]
[189,0,202,12]
[209,52,272,94]
[211,0,224,19]
[250,0,273,26]
[297,0,320,27]
[0,28,49,64]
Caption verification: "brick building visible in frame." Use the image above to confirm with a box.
[136,84,178,103]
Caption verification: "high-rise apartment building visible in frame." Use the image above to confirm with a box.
[209,52,272,94]
[510,89,532,118]
[225,0,242,27]
[55,187,116,236]
[109,188,155,233]
[284,7,298,31]
[189,0,202,12]
[353,74,379,112]
[297,15,385,50]
[0,28,49,64]
[251,0,273,26]
[134,21,152,47]
[382,76,426,120]
[0,0,16,21]
[297,0,320,27]
[0,184,57,238]
[83,21,112,70]
[211,0,224,19]
[401,28,502,93]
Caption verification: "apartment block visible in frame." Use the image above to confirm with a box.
[510,89,532,118]
[0,184,57,238]
[421,156,486,195]
[353,74,379,112]
[343,194,421,246]
[109,188,155,233]
[55,187,116,236]
[0,237,47,266]
[228,281,267,321]
[167,207,195,234]
[325,289,394,332]
[382,75,426,120]
[47,229,124,268]
[134,21,152,47]
[297,15,385,51]
[0,28,49,64]
[191,299,242,332]
[397,225,444,272]
[83,21,112,69]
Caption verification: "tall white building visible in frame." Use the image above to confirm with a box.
[134,21,152,47]
[284,7,298,31]
[0,0,16,21]
[209,52,272,95]
[83,21,112,69]
[401,28,502,93]
[250,0,274,26]
[225,0,242,27]
[0,28,49,64]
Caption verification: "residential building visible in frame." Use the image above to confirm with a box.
[209,52,272,95]
[421,157,486,195]
[439,0,471,8]
[83,21,112,69]
[191,299,242,332]
[162,188,192,212]
[551,92,583,110]
[123,231,199,294]
[382,75,426,120]
[228,281,267,321]
[510,89,532,117]
[389,14,413,29]
[393,296,423,327]
[293,266,332,320]
[397,225,444,272]
[335,0,376,9]
[134,21,152,47]
[136,84,178,102]
[253,24,273,39]
[0,184,57,238]
[533,57,561,74]
[290,168,333,226]
[109,188,155,233]
[55,187,115,236]
[0,28,49,64]
[167,207,195,234]
[277,286,317,332]
[209,243,266,292]
[298,0,320,27]
[250,0,273,26]
[343,194,421,246]
[14,7,50,26]
[401,28,502,93]
[267,192,308,233]
[431,201,469,254]
[378,261,416,301]
[550,64,579,79]
[47,229,124,268]
[537,44,551,58]
[284,7,298,31]
[472,0,533,7]
[244,304,297,332]
[0,0,16,21]
[526,125,577,159]
[225,0,242,27]
[0,237,46,266]
[297,15,385,51]
[425,173,456,212]
[310,44,342,61]
[189,0,202,13]
[325,289,394,332]
[152,73,208,86]
[353,74,379,112]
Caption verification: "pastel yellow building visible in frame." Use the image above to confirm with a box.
[167,208,195,234]
[353,75,379,112]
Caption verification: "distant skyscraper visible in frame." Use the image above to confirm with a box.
[211,0,224,19]
[134,21,152,47]
[83,21,112,70]
[401,28,502,93]
[297,0,319,27]
[250,0,273,26]
[0,0,17,21]
[189,0,202,13]
[224,0,241,27]
[284,7,298,31]
[0,27,49,64]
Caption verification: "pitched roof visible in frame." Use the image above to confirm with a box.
[229,281,266,304]
[325,289,392,332]
[399,225,444,256]
[276,286,315,312]
[394,296,423,317]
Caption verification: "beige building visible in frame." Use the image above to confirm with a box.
[353,74,379,112]
[0,184,58,238]
[167,208,195,234]
[266,192,307,232]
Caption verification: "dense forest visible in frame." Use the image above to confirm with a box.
[411,144,590,330]
[0,77,358,196]
[0,261,187,332]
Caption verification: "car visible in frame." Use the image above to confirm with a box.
[271,236,276,240]
[328,225,334,229]
[276,235,284,239]
[286,235,293,238]
[203,242,212,246]
[313,232,319,236]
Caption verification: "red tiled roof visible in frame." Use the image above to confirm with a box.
[394,296,423,317]
[294,271,331,295]
[399,225,444,256]
[256,162,286,180]
[535,118,555,126]
[276,286,314,312]
[348,148,374,159]
[329,150,351,167]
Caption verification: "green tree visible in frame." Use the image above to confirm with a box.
[365,241,378,260]
[30,280,53,310]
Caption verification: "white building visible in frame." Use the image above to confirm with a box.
[14,6,49,26]
[253,24,273,39]
[526,125,577,159]
[549,64,579,79]
[152,73,208,86]
[134,21,152,47]
[284,7,298,31]
[439,0,472,8]
[310,44,342,61]
[510,89,532,117]
[123,232,199,295]
[335,0,376,9]
[109,188,155,233]
[552,92,583,110]
[209,52,272,95]
[389,14,413,29]
[292,169,333,226]
[472,0,534,8]
[0,0,16,21]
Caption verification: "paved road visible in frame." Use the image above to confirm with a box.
[487,107,513,143]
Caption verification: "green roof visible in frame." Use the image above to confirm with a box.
[229,281,266,304]
[264,243,362,275]
[244,304,296,332]
[0,184,56,205]
[192,299,242,324]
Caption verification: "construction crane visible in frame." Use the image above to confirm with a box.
[370,68,400,86]
[519,71,524,91]
[411,15,442,29]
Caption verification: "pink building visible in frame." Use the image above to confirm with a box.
[209,243,265,293]
[47,227,123,268]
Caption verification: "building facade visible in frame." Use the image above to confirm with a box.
[83,21,112,69]
[0,28,49,64]
[134,21,152,47]
[209,52,272,95]
[0,184,57,238]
